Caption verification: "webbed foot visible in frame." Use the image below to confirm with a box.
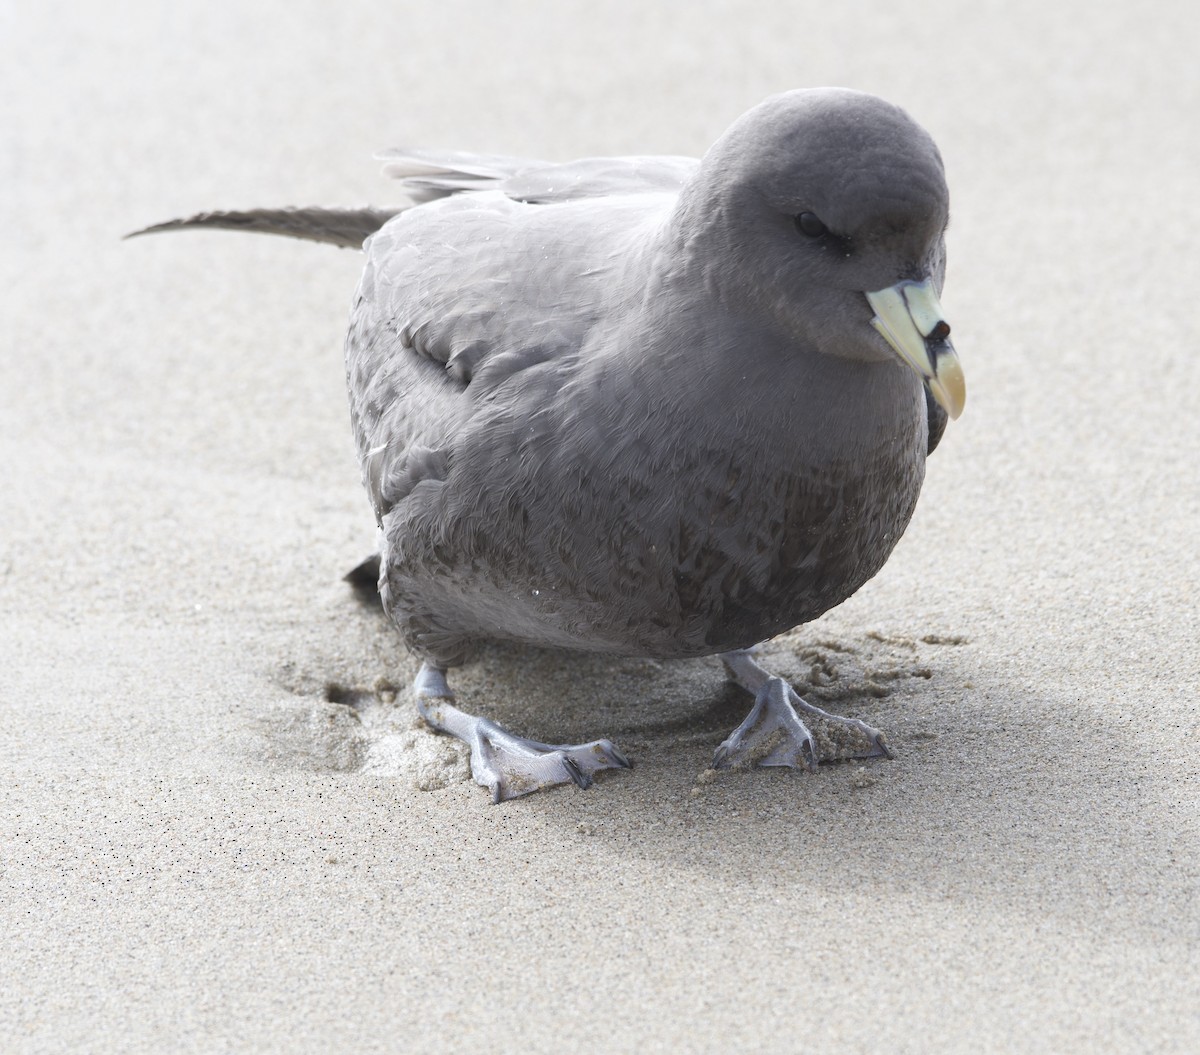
[712,676,819,770]
[414,663,631,802]
[716,648,893,768]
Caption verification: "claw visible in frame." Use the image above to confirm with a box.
[561,755,589,790]
[595,740,631,770]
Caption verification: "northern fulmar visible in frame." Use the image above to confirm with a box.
[131,87,966,802]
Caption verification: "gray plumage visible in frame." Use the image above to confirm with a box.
[132,87,965,801]
[352,88,953,666]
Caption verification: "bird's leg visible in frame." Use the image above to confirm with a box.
[713,648,893,769]
[413,662,631,803]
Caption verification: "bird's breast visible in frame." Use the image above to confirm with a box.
[381,335,928,661]
[675,433,926,652]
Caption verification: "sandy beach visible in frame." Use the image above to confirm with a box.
[3,1,1198,1051]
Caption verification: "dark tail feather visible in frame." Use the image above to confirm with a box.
[344,553,383,609]
[124,206,402,249]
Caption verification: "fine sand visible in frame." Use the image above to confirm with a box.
[3,2,1198,1052]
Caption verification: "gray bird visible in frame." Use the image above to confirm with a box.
[131,87,965,802]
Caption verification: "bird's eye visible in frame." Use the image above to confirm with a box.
[794,211,828,238]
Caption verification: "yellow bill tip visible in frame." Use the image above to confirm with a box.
[927,350,966,420]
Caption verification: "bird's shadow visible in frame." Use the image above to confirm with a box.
[437,633,1186,952]
[527,658,1187,952]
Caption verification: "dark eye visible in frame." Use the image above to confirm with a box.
[794,211,828,238]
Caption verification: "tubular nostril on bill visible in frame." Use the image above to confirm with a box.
[929,320,951,340]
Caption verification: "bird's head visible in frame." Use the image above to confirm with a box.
[682,87,965,419]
